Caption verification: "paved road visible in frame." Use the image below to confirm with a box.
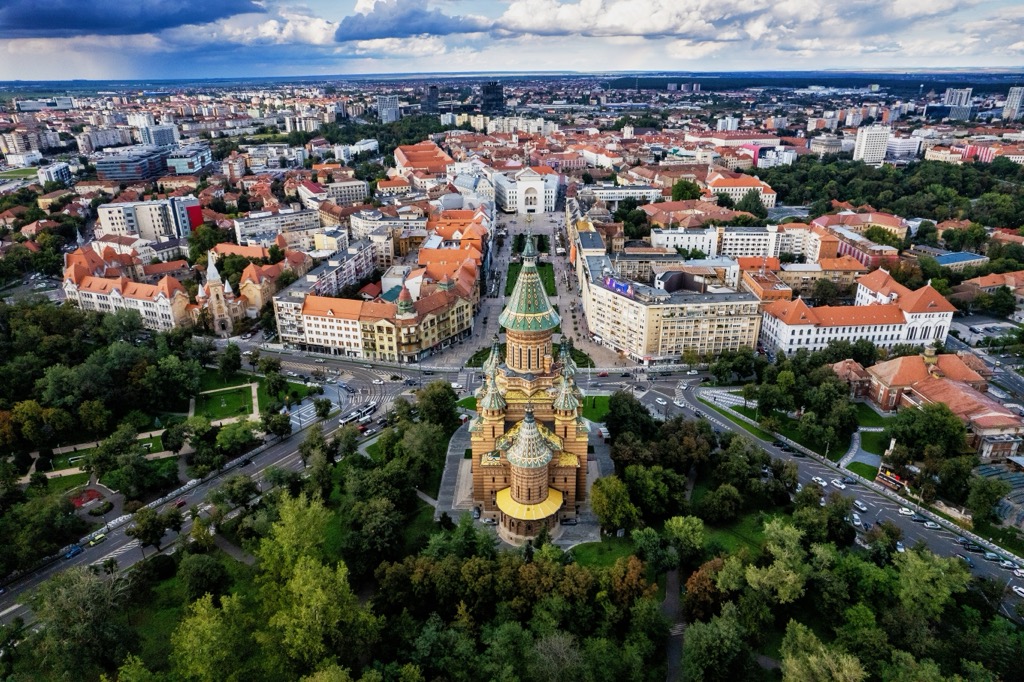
[0,356,435,627]
[631,374,1024,617]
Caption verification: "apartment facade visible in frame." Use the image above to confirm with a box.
[96,196,200,242]
[233,208,321,249]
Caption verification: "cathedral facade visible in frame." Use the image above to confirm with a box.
[470,234,589,544]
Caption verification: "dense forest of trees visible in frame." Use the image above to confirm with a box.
[750,156,1024,226]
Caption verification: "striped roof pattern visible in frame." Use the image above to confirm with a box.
[498,234,560,333]
[505,408,553,469]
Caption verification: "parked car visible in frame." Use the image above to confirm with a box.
[957,554,975,568]
[924,521,940,530]
[851,513,862,527]
[911,514,927,523]
[1013,586,1024,599]
[999,559,1019,570]
[984,552,1001,562]
[686,370,699,375]
[853,500,869,513]
[597,371,608,377]
[898,507,914,516]
[64,545,84,560]
[472,507,481,519]
[895,541,905,553]
[87,534,107,547]
[481,518,497,525]
[830,479,846,490]
[964,543,985,554]
[812,476,828,488]
[655,398,667,406]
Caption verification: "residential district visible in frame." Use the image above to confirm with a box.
[3,73,1024,680]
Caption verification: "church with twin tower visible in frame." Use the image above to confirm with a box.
[470,233,589,544]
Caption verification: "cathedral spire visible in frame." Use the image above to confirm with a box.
[206,250,221,283]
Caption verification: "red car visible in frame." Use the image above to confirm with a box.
[597,371,608,377]
[173,498,187,508]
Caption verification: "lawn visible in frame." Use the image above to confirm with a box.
[571,535,636,568]
[45,471,90,495]
[51,435,165,471]
[0,167,39,178]
[860,431,889,456]
[194,387,254,420]
[199,368,251,392]
[457,396,477,409]
[699,398,773,441]
[705,511,780,556]
[854,403,893,428]
[505,261,557,296]
[846,461,879,480]
[365,441,381,461]
[582,395,610,422]
[973,518,1024,558]
[402,498,439,555]
[730,405,849,460]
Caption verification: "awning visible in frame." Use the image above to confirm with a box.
[495,487,563,521]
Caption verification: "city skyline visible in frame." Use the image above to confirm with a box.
[1,0,1024,80]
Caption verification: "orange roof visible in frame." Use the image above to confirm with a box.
[737,257,781,272]
[896,285,956,314]
[868,354,983,388]
[763,297,906,327]
[857,268,912,298]
[213,243,270,260]
[360,300,398,321]
[911,376,1021,430]
[817,256,868,272]
[302,296,363,319]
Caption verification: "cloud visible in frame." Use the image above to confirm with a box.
[0,0,264,38]
[334,0,492,41]
[352,36,450,57]
[165,6,338,46]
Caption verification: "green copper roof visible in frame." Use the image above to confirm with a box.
[499,233,560,333]
[483,336,502,376]
[552,376,580,412]
[479,374,507,412]
[505,407,552,469]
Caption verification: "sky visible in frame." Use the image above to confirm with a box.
[1,0,1023,81]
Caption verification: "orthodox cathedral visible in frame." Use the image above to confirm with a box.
[471,233,589,544]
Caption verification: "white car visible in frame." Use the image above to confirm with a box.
[314,358,325,363]
[896,541,906,553]
[372,379,384,385]
[853,500,868,513]
[1014,568,1024,578]
[830,479,846,490]
[286,371,298,377]
[923,521,941,530]
[1012,585,1024,599]
[898,507,914,517]
[811,476,828,488]
[999,559,1020,570]
[655,398,667,406]
[686,370,699,375]
[673,400,685,408]
[451,382,463,390]
[851,513,862,527]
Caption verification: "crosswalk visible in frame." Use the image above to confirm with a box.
[668,623,685,636]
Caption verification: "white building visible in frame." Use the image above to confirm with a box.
[757,148,797,169]
[233,208,322,250]
[587,184,662,204]
[326,179,370,205]
[716,117,740,131]
[166,144,213,174]
[886,134,922,159]
[760,269,955,356]
[37,162,72,186]
[1004,87,1024,121]
[96,196,199,242]
[377,95,400,124]
[139,125,180,147]
[853,125,890,165]
[491,167,560,214]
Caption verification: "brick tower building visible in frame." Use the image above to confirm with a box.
[470,233,589,544]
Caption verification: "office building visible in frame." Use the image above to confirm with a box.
[126,112,156,128]
[853,125,890,165]
[943,88,973,107]
[75,128,134,154]
[139,125,180,147]
[716,116,740,131]
[377,95,401,124]
[424,85,439,114]
[166,144,213,175]
[233,208,322,249]
[96,196,201,241]
[95,146,173,182]
[37,162,73,187]
[1004,87,1024,121]
[481,81,505,114]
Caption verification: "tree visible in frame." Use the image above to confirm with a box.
[886,402,967,462]
[269,555,379,670]
[299,424,328,465]
[671,180,702,201]
[218,343,242,382]
[715,192,735,208]
[811,278,841,306]
[212,473,260,510]
[744,519,809,605]
[262,410,292,440]
[681,602,750,682]
[256,492,331,584]
[663,515,705,565]
[780,620,866,682]
[126,507,177,554]
[334,424,360,459]
[171,594,252,682]
[30,567,133,678]
[314,397,333,421]
[604,390,656,446]
[735,189,768,219]
[590,475,639,531]
[416,381,460,434]
[179,553,231,603]
[966,476,1012,523]
[101,308,144,343]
